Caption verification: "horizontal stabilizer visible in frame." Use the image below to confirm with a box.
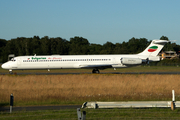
[153,40,170,44]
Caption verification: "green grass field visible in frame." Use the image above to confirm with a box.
[1,108,180,120]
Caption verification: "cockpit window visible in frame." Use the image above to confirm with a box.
[11,58,16,62]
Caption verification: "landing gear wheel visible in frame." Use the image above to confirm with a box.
[9,70,13,74]
[92,69,100,74]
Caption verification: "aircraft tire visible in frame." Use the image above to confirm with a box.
[92,69,100,74]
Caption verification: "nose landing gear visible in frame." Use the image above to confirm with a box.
[9,69,13,74]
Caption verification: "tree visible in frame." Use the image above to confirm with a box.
[113,42,128,54]
[160,36,169,40]
[0,39,7,62]
[69,36,90,55]
[31,36,41,55]
[40,36,50,55]
[160,36,173,51]
[2,35,180,63]
[127,37,149,54]
[89,44,102,54]
[55,37,69,55]
[100,41,115,54]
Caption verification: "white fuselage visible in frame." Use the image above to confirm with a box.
[1,54,148,70]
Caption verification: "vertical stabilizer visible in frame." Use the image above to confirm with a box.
[138,40,169,57]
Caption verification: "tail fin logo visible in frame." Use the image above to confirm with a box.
[148,46,158,52]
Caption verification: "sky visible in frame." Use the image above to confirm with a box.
[0,0,180,45]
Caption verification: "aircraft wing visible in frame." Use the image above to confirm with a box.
[79,64,112,69]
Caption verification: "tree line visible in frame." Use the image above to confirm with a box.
[0,35,180,63]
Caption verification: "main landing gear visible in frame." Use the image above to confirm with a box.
[92,69,100,74]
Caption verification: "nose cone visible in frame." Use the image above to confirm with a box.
[1,63,10,69]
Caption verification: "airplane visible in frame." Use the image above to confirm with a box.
[1,39,169,73]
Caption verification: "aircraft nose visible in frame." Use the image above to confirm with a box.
[1,63,10,69]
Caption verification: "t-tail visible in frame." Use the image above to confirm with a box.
[138,40,169,61]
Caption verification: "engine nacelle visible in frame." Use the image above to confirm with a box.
[149,56,160,61]
[121,58,142,65]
